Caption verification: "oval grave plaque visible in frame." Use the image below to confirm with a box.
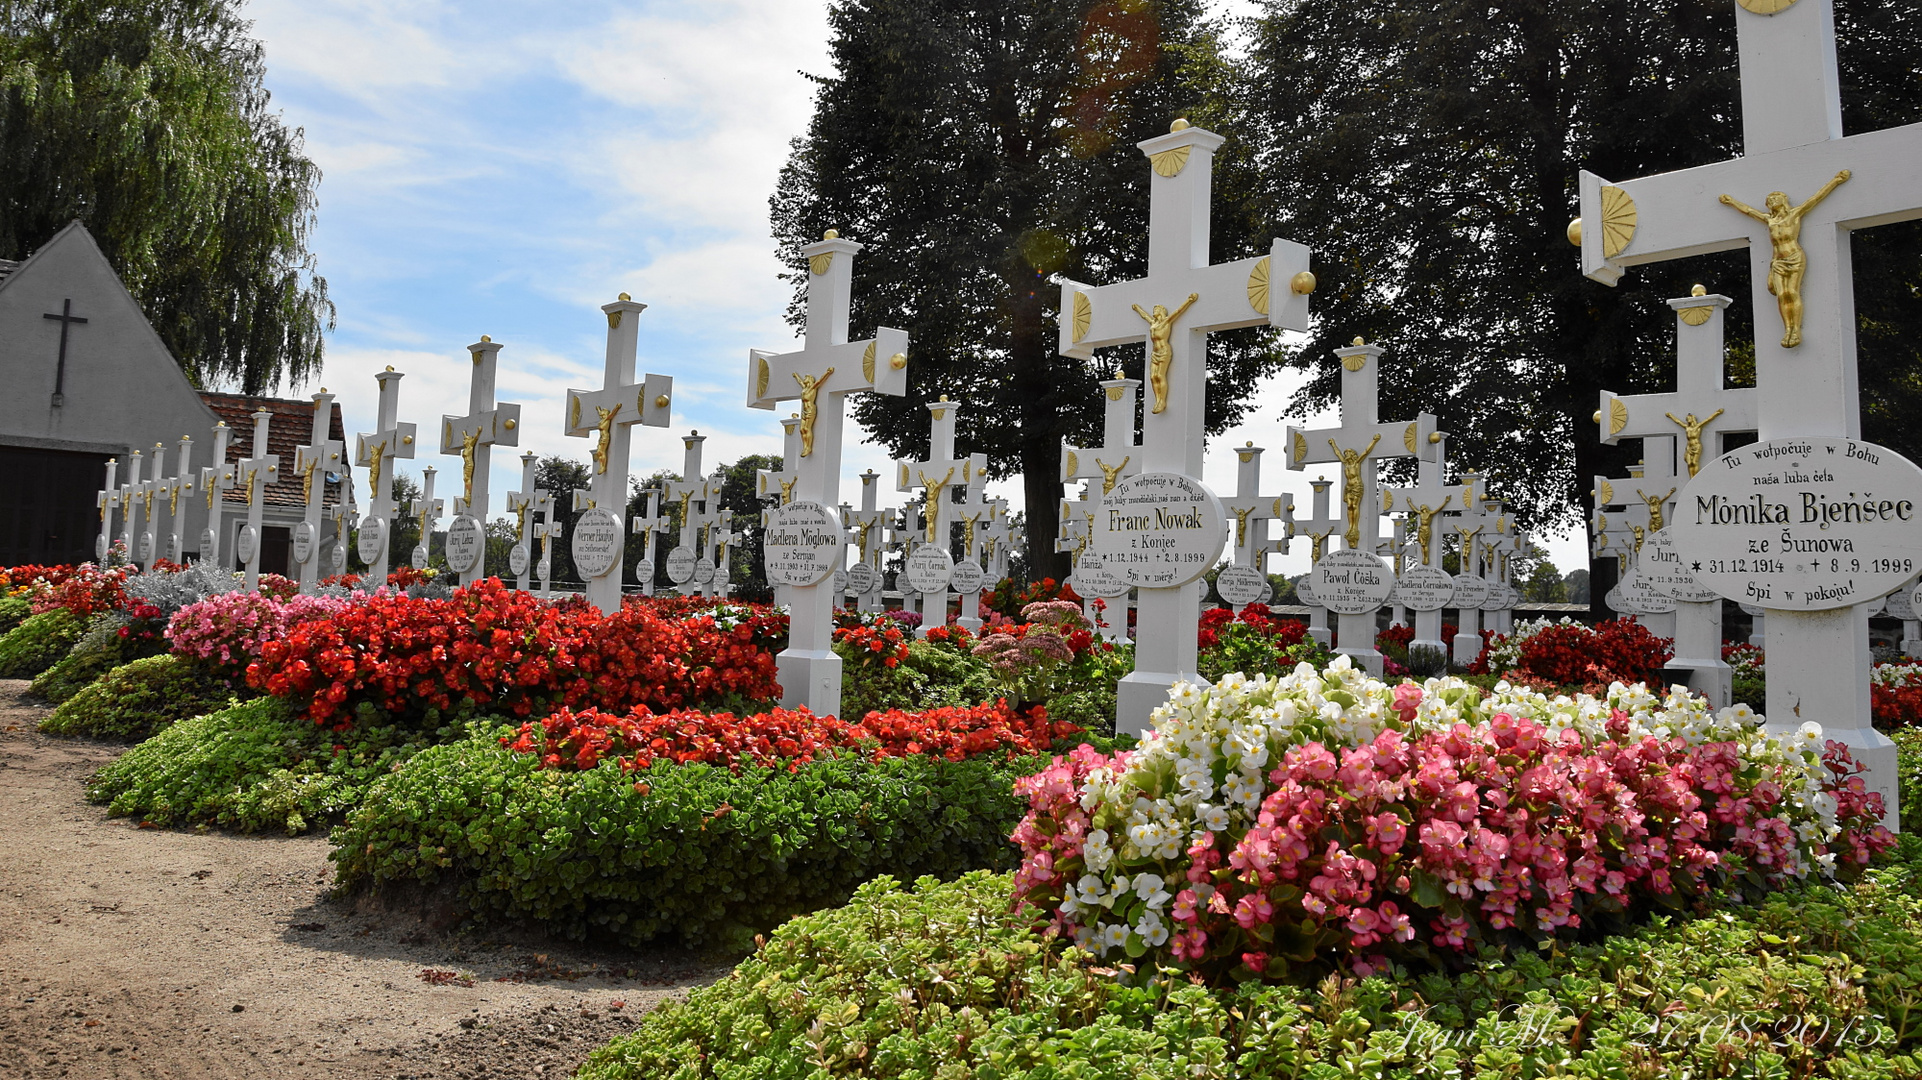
[357,517,387,564]
[1640,528,1719,602]
[292,521,315,565]
[949,560,986,595]
[537,555,552,581]
[200,527,216,557]
[235,525,258,565]
[1295,574,1319,607]
[1450,574,1489,610]
[1618,564,1677,613]
[328,541,347,572]
[1074,553,1129,599]
[905,545,954,594]
[94,533,109,563]
[634,556,655,585]
[571,507,623,579]
[847,561,878,596]
[509,542,530,578]
[445,515,485,574]
[832,569,849,596]
[1088,473,1227,589]
[1888,583,1918,622]
[1671,437,1922,611]
[136,531,154,563]
[1479,580,1510,612]
[666,545,697,585]
[410,543,429,570]
[1396,565,1455,612]
[1216,565,1269,607]
[694,558,716,585]
[1311,549,1394,616]
[765,501,841,587]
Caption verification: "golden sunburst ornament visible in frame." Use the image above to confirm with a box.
[756,357,770,399]
[862,341,876,383]
[808,251,833,276]
[1609,398,1629,437]
[1599,185,1637,258]
[1291,431,1307,464]
[1247,257,1271,316]
[1150,145,1190,178]
[1738,0,1799,12]
[1403,423,1418,455]
[569,394,581,430]
[1071,292,1091,343]
[1064,450,1078,477]
[1104,384,1124,401]
[1599,479,1614,504]
[1341,352,1367,372]
[1678,306,1713,327]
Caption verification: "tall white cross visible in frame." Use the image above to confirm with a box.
[747,228,911,715]
[895,397,985,637]
[1058,118,1314,734]
[442,335,522,586]
[355,367,416,587]
[120,446,146,566]
[93,457,118,564]
[410,467,443,573]
[236,409,280,590]
[665,431,707,578]
[1283,338,1440,672]
[692,473,730,599]
[1292,477,1339,646]
[630,488,666,597]
[564,293,673,613]
[139,443,166,568]
[1446,477,1499,666]
[1577,0,1922,820]
[293,391,343,594]
[846,471,890,612]
[505,452,542,592]
[197,422,235,568]
[1382,432,1475,657]
[326,492,357,582]
[1061,378,1141,497]
[162,434,195,564]
[1220,443,1293,569]
[532,510,560,597]
[758,417,803,605]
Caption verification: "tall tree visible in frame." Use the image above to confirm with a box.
[773,0,1277,579]
[1238,0,1921,539]
[0,0,332,394]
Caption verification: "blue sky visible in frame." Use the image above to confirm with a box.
[247,0,1588,579]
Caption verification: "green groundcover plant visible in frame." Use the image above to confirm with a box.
[30,608,170,703]
[0,607,85,678]
[87,696,443,834]
[578,847,1922,1080]
[0,595,30,636]
[41,653,242,741]
[330,736,1052,950]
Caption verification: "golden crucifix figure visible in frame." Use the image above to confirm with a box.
[1095,455,1130,494]
[1635,487,1675,533]
[1232,506,1255,550]
[459,429,480,506]
[368,442,387,504]
[917,467,955,541]
[591,404,622,475]
[1327,434,1381,549]
[1665,410,1724,478]
[1307,529,1333,565]
[1131,293,1200,415]
[1719,170,1850,348]
[779,477,798,505]
[169,477,185,517]
[678,487,694,528]
[854,518,875,563]
[792,366,834,457]
[1412,495,1454,566]
[301,455,319,505]
[1629,523,1646,554]
[961,511,982,556]
[1456,526,1482,574]
[143,483,156,518]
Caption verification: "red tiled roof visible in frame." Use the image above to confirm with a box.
[199,392,353,510]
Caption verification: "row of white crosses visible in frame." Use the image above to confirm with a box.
[1060,119,1315,733]
[1575,0,1922,823]
[1059,378,1143,638]
[895,397,988,636]
[747,229,910,717]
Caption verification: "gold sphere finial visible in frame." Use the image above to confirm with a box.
[1690,284,1707,296]
[1245,440,1253,447]
[823,229,839,240]
[1170,118,1190,132]
[1566,218,1583,247]
[939,394,949,402]
[1429,432,1442,444]
[618,292,632,302]
[1593,410,1604,424]
[1351,336,1365,347]
[1290,270,1316,295]
[481,334,492,342]
[385,365,395,372]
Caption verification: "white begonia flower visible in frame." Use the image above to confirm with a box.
[1200,804,1231,832]
[1139,920,1170,947]
[1101,923,1131,952]
[1133,872,1165,898]
[1077,874,1108,905]
[1073,925,1097,950]
[1058,896,1082,918]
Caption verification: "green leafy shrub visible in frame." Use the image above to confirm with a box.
[1894,726,1922,834]
[30,612,168,703]
[87,697,439,834]
[580,844,1922,1080]
[837,637,1000,719]
[0,595,30,636]
[41,654,241,741]
[331,738,1049,949]
[0,607,85,678]
[1044,641,1131,736]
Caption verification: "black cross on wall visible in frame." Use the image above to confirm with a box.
[42,298,88,407]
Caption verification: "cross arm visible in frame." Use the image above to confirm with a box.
[1057,239,1312,359]
[357,426,417,465]
[564,376,673,437]
[442,404,522,451]
[747,327,910,409]
[1283,414,1440,470]
[1596,386,1757,447]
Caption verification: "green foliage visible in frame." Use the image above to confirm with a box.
[1733,672,1768,714]
[1241,0,1922,532]
[0,0,331,393]
[774,0,1267,578]
[29,613,164,703]
[1893,727,1922,837]
[1045,643,1131,739]
[838,638,1001,721]
[0,607,85,678]
[0,595,29,635]
[86,696,438,834]
[41,654,238,741]
[331,737,1051,950]
[581,842,1922,1079]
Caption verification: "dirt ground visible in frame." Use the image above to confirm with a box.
[0,680,731,1079]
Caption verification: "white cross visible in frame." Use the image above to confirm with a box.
[410,467,443,575]
[665,431,707,567]
[757,416,803,605]
[196,422,235,568]
[1219,442,1293,569]
[1375,519,1410,628]
[845,470,891,612]
[1061,378,1141,497]
[951,461,998,631]
[355,367,417,587]
[293,391,343,594]
[120,446,146,565]
[156,435,195,565]
[1057,119,1315,734]
[692,474,729,598]
[982,498,1014,583]
[564,293,673,613]
[532,511,560,597]
[236,409,281,590]
[629,488,666,597]
[1446,477,1501,666]
[505,452,542,592]
[93,457,119,564]
[138,444,166,569]
[895,397,986,636]
[1292,476,1340,646]
[326,493,358,582]
[441,335,522,585]
[1382,432,1475,653]
[1576,0,1922,822]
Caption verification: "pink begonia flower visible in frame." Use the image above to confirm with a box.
[1391,681,1423,722]
[1233,894,1274,929]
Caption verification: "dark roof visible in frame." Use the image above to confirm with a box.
[0,258,20,284]
[199,392,353,510]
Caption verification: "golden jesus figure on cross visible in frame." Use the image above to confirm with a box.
[1328,434,1380,549]
[792,366,834,457]
[1131,293,1199,415]
[1719,169,1849,348]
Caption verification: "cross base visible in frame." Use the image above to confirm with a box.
[1116,671,1184,739]
[1903,624,1921,659]
[1764,606,1899,833]
[1451,615,1482,667]
[776,649,844,718]
[1664,600,1731,709]
[1335,612,1383,676]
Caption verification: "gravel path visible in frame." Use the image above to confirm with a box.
[0,681,726,1079]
